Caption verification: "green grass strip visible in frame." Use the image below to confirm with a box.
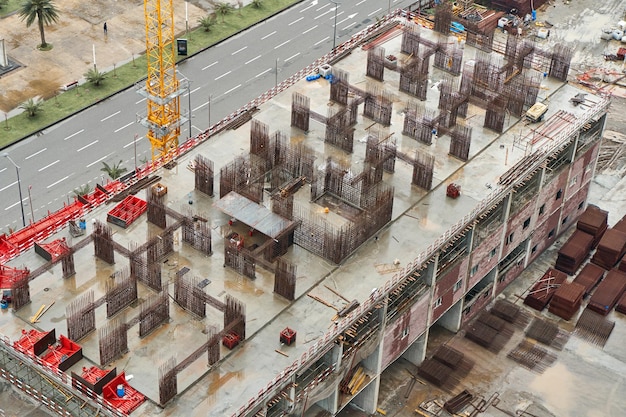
[0,0,299,149]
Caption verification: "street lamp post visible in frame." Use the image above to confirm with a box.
[330,0,341,50]
[27,185,34,223]
[3,153,26,228]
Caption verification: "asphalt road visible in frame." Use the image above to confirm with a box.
[1,0,414,233]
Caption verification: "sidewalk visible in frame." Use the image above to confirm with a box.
[0,0,208,116]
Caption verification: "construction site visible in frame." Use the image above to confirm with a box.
[1,2,626,417]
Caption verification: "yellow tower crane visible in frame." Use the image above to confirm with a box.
[139,0,186,162]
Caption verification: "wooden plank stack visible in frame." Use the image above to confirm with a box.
[548,282,586,320]
[573,263,605,297]
[555,230,594,275]
[576,205,608,248]
[524,268,567,311]
[590,228,626,269]
[587,269,626,316]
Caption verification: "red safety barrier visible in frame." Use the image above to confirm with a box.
[40,335,82,371]
[102,372,146,415]
[107,196,147,228]
[0,264,29,289]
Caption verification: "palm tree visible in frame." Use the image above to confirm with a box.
[101,160,128,180]
[212,2,234,22]
[18,0,60,48]
[85,67,107,86]
[0,0,10,10]
[198,14,217,32]
[73,184,92,197]
[19,97,44,117]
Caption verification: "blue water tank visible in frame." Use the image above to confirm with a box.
[531,10,537,21]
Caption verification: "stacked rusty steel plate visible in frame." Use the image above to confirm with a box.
[576,205,608,247]
[548,282,586,320]
[620,257,626,273]
[587,269,626,316]
[524,268,568,311]
[573,263,605,297]
[616,292,626,315]
[555,230,594,275]
[590,228,626,269]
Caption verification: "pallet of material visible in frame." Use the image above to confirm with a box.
[590,228,626,269]
[555,230,594,275]
[576,205,608,247]
[587,269,626,316]
[417,358,453,388]
[573,263,605,297]
[548,282,585,320]
[616,292,626,315]
[619,256,626,273]
[524,268,567,311]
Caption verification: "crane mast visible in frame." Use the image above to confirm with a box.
[140,0,184,162]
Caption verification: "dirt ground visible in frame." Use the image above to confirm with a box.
[0,0,215,115]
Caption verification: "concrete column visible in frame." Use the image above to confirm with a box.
[436,298,462,333]
[401,330,428,366]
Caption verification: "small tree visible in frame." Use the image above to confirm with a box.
[198,14,217,32]
[18,0,60,48]
[101,160,128,180]
[251,0,263,8]
[85,67,107,86]
[212,2,234,22]
[19,97,44,117]
[73,184,92,197]
[0,0,10,10]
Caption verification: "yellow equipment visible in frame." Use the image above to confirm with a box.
[141,0,183,162]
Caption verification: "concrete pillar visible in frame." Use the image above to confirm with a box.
[436,298,462,333]
[401,330,428,366]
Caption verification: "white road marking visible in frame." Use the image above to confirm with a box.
[303,25,318,35]
[0,168,6,173]
[25,148,47,160]
[261,31,276,40]
[245,55,262,65]
[193,102,208,112]
[337,16,352,25]
[342,22,356,30]
[5,198,27,211]
[86,153,114,168]
[192,125,203,132]
[256,68,272,77]
[64,129,84,141]
[285,52,301,62]
[223,84,242,95]
[123,136,143,149]
[0,181,17,192]
[368,8,382,16]
[356,0,366,5]
[46,175,70,189]
[100,111,120,122]
[314,36,329,46]
[38,160,60,172]
[274,39,291,49]
[114,121,134,133]
[330,11,344,20]
[316,4,330,11]
[183,86,202,97]
[215,70,232,80]
[135,97,147,104]
[315,8,334,19]
[232,46,248,55]
[300,0,318,13]
[289,17,304,26]
[77,140,98,152]
[202,61,218,70]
